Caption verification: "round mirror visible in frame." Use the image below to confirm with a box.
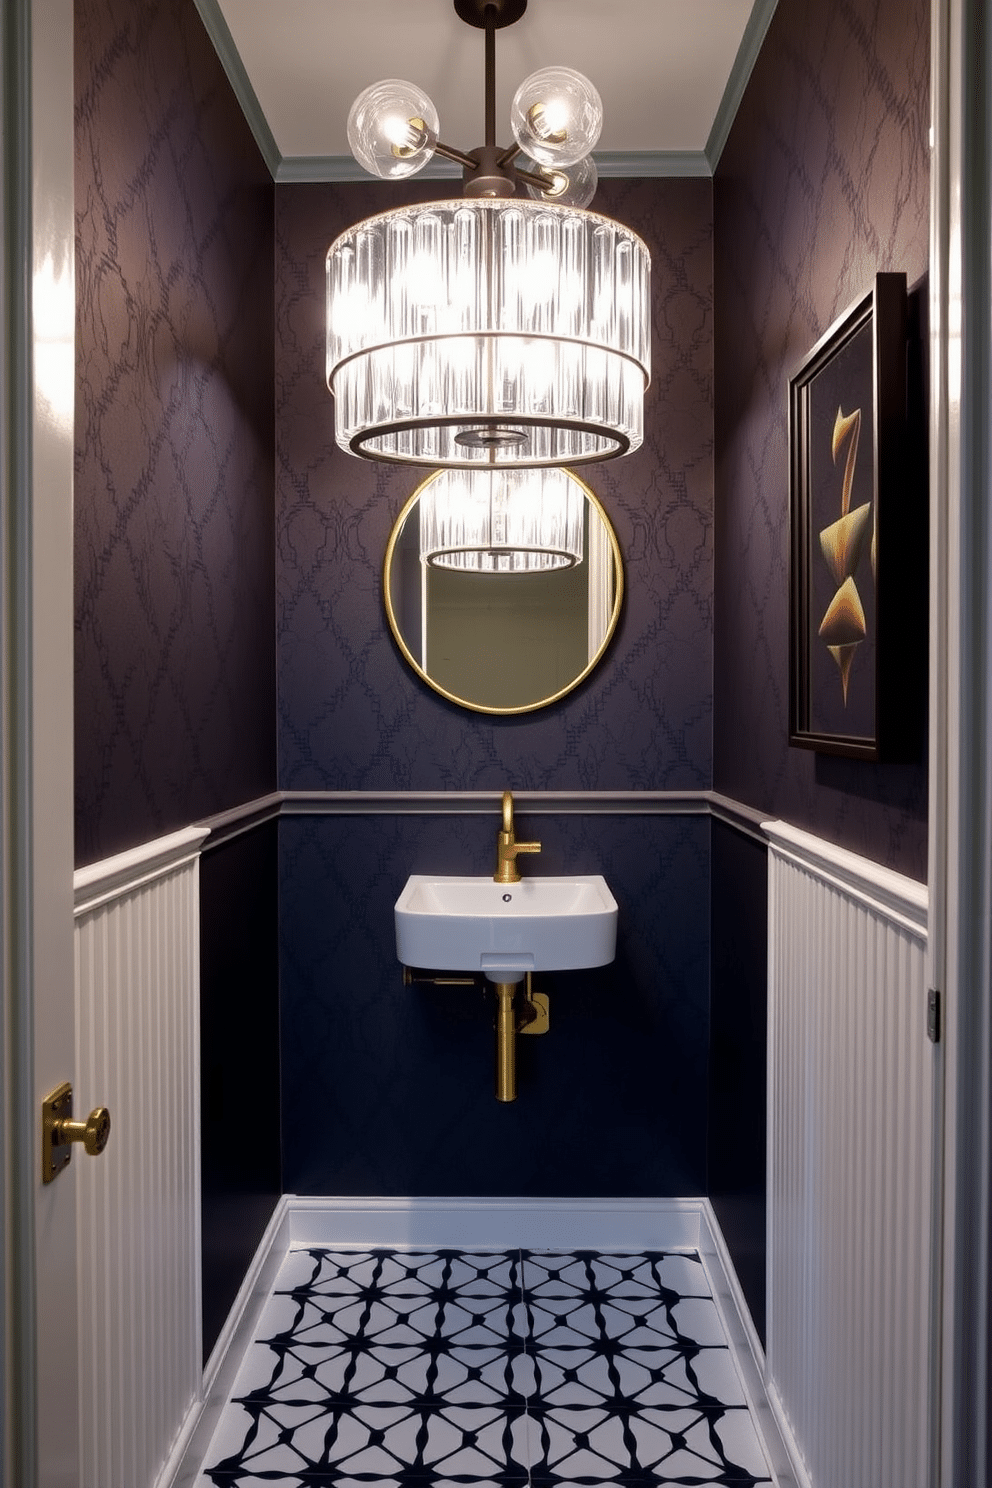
[383,467,623,714]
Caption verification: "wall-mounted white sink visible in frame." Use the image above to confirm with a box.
[395,874,618,983]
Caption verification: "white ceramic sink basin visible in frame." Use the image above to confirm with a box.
[395,874,618,982]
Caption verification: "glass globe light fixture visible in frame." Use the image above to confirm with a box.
[346,79,440,179]
[510,66,603,168]
[523,152,599,209]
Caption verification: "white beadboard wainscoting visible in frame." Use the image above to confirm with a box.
[764,821,935,1488]
[74,826,209,1488]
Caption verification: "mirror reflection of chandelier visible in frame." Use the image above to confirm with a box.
[418,466,586,572]
[325,0,651,469]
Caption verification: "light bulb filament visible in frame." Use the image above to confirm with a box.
[540,170,570,199]
[390,115,430,158]
[527,100,568,145]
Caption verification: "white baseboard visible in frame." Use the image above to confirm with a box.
[697,1200,809,1488]
[162,1197,292,1488]
[285,1193,708,1251]
[153,1400,203,1488]
[162,1194,806,1488]
[203,1198,295,1394]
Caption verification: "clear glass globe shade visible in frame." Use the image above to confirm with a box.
[525,153,598,208]
[347,79,439,179]
[510,66,603,168]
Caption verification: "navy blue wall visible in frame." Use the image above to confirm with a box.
[708,821,768,1343]
[279,810,710,1198]
[200,822,281,1358]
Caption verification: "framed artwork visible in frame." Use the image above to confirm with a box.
[789,272,908,758]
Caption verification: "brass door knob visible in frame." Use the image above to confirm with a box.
[42,1081,111,1183]
[54,1107,111,1157]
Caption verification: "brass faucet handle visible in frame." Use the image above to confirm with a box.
[493,836,542,883]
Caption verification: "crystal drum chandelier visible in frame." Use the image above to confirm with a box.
[419,466,586,573]
[326,0,650,469]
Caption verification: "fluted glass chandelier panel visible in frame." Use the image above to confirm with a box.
[327,198,650,467]
[419,467,585,572]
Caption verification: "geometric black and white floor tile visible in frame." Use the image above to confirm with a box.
[196,1248,775,1486]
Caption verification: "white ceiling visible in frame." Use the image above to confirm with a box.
[211,0,768,172]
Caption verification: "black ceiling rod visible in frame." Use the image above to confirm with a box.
[484,2,497,148]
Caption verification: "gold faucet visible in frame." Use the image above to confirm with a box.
[494,790,541,884]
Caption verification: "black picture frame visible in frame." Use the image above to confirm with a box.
[789,273,908,758]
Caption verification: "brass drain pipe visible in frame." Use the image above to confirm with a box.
[494,982,517,1102]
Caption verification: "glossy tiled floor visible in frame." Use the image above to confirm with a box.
[197,1248,774,1486]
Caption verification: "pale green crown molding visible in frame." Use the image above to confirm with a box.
[192,0,281,177]
[705,0,778,169]
[275,151,712,183]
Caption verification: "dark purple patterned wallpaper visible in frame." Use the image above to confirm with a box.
[275,178,713,791]
[74,0,276,866]
[713,0,930,879]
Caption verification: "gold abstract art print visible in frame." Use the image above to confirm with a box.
[789,273,908,758]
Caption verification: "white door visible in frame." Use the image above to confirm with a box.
[4,0,80,1483]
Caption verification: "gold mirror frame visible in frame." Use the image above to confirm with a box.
[383,468,624,715]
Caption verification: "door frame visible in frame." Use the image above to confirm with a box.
[930,1,992,1481]
[2,0,79,1484]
